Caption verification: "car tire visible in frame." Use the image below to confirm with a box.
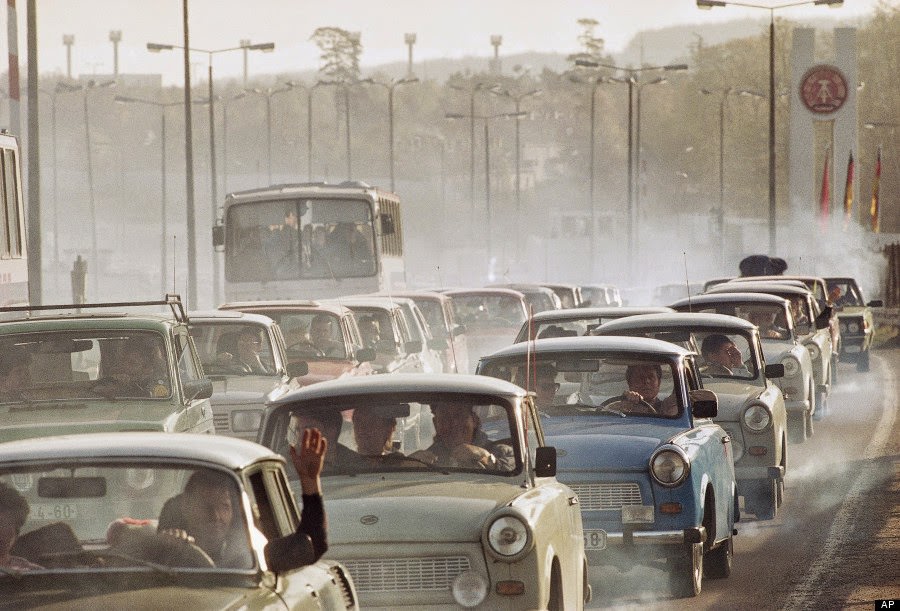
[669,542,703,598]
[857,350,870,372]
[547,562,564,611]
[813,389,827,421]
[704,535,733,579]
[804,406,814,439]
[788,413,808,444]
[754,478,778,520]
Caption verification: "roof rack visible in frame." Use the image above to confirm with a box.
[0,293,188,323]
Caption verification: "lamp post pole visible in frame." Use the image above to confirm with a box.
[362,78,418,191]
[697,0,844,254]
[404,33,416,78]
[633,76,668,262]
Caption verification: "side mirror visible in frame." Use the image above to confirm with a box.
[689,388,718,418]
[285,361,309,379]
[764,363,785,379]
[868,300,883,308]
[185,378,213,402]
[535,446,557,477]
[813,310,830,330]
[212,225,224,248]
[355,347,376,363]
[264,531,316,573]
[404,340,423,354]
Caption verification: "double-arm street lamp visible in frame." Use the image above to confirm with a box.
[235,82,298,184]
[446,110,526,263]
[697,0,843,255]
[360,77,419,191]
[449,82,500,222]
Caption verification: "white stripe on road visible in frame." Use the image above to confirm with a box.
[782,354,896,610]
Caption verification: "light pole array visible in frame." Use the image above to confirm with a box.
[236,83,298,184]
[697,0,843,255]
[404,33,417,78]
[307,80,336,181]
[147,40,274,305]
[361,77,419,191]
[449,82,499,223]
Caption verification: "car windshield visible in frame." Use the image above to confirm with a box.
[826,280,864,307]
[0,462,255,574]
[190,323,277,376]
[679,303,791,341]
[480,355,684,419]
[0,331,172,403]
[244,311,349,361]
[268,395,521,477]
[692,330,761,383]
[451,294,526,328]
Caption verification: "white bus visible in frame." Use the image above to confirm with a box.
[0,132,27,306]
[215,181,405,302]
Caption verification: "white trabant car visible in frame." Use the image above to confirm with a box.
[256,374,589,610]
[0,433,358,609]
[671,293,816,443]
[442,288,529,373]
[593,313,788,520]
[514,306,675,343]
[706,281,834,418]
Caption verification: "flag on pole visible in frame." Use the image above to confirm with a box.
[819,152,831,232]
[870,147,881,233]
[842,151,854,230]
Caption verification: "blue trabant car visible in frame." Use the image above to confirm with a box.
[477,336,738,598]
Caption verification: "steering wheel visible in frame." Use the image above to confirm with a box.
[144,532,216,568]
[599,395,657,414]
[287,340,326,358]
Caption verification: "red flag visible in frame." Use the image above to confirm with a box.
[842,152,854,230]
[870,147,881,233]
[819,153,831,232]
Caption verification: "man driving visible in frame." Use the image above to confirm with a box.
[618,363,678,416]
[411,403,514,470]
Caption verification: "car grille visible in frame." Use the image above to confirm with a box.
[328,563,357,609]
[213,413,230,432]
[342,556,471,592]
[569,482,643,511]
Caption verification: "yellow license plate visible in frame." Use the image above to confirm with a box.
[583,529,607,550]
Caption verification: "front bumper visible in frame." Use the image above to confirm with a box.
[737,464,784,483]
[783,396,810,414]
[585,525,706,564]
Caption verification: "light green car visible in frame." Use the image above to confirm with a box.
[0,295,214,441]
[824,277,883,372]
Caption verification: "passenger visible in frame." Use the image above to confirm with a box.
[288,409,364,473]
[701,334,748,376]
[618,363,678,416]
[747,310,788,340]
[352,408,397,457]
[357,316,382,351]
[308,315,343,357]
[0,352,31,400]
[411,403,514,470]
[218,329,273,375]
[0,482,42,571]
[521,364,559,411]
[157,469,252,569]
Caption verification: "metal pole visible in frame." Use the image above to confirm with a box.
[635,81,644,266]
[626,77,634,273]
[50,94,59,296]
[344,85,351,180]
[222,97,228,194]
[389,85,395,190]
[83,91,98,299]
[589,82,596,278]
[161,106,168,295]
[718,93,726,269]
[469,90,476,221]
[484,118,491,262]
[514,98,522,263]
[182,0,197,307]
[266,93,273,183]
[768,10,776,255]
[208,61,220,305]
[26,0,40,304]
[307,87,314,181]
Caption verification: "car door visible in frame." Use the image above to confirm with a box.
[173,328,214,433]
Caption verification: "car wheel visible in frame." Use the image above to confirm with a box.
[754,478,778,520]
[704,535,733,579]
[787,413,808,444]
[547,562,564,611]
[804,405,814,439]
[857,350,870,372]
[669,542,703,598]
[813,389,827,421]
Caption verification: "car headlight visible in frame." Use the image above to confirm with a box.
[782,356,800,377]
[743,404,772,432]
[839,322,847,333]
[650,446,690,487]
[848,322,860,333]
[452,571,489,608]
[231,409,264,433]
[483,510,533,561]
[805,343,821,361]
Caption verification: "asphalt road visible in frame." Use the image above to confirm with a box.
[588,348,900,610]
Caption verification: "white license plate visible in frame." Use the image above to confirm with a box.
[583,529,607,550]
[845,346,861,353]
[31,503,78,520]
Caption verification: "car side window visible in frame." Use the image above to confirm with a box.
[175,329,203,384]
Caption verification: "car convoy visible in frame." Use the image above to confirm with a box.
[0,268,883,605]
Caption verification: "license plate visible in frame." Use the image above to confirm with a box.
[31,503,78,520]
[583,529,607,550]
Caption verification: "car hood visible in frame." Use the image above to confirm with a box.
[296,360,365,386]
[701,380,764,421]
[325,479,521,543]
[545,421,676,471]
[2,581,259,610]
[760,341,793,364]
[0,402,181,442]
[210,377,283,406]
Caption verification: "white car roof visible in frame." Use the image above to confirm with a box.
[484,335,691,361]
[594,312,756,333]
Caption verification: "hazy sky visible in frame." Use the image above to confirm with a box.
[9,0,892,84]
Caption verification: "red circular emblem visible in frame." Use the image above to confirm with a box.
[799,65,848,114]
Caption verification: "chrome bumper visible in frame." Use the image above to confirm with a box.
[605,525,707,547]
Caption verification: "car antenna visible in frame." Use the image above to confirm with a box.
[526,304,535,395]
[683,252,693,313]
[171,234,177,297]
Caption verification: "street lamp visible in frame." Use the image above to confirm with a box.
[490,35,503,74]
[62,35,74,79]
[236,83,298,184]
[448,82,499,221]
[446,110,525,263]
[109,30,122,78]
[360,77,419,191]
[57,79,116,300]
[38,87,60,296]
[147,40,274,305]
[697,0,843,255]
[577,59,687,271]
[404,33,417,78]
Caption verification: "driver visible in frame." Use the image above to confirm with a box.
[307,315,343,357]
[617,363,677,416]
[410,403,514,470]
[108,339,170,397]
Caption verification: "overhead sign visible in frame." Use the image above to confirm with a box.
[799,64,849,114]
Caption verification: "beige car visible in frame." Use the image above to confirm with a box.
[257,374,590,610]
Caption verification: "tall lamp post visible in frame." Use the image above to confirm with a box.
[404,33,417,78]
[147,40,274,305]
[697,0,843,255]
[62,35,74,79]
[449,82,498,223]
[446,110,525,263]
[361,77,419,191]
[38,87,60,296]
[109,30,122,78]
[633,76,669,258]
[236,83,298,184]
[577,59,687,271]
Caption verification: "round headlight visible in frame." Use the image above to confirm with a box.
[782,356,800,377]
[231,409,264,433]
[487,515,530,558]
[451,571,488,608]
[839,322,847,333]
[848,322,860,333]
[650,447,690,487]
[805,343,821,361]
[743,404,772,432]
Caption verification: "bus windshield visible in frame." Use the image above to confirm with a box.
[226,197,376,282]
